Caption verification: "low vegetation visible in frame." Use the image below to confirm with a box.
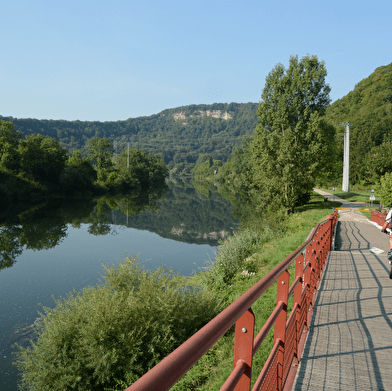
[14,258,221,391]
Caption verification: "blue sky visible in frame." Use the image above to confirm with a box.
[1,0,391,122]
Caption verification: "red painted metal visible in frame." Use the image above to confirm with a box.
[371,210,387,226]
[124,210,338,391]
[232,308,255,391]
[274,270,289,390]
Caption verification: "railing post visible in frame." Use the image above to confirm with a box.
[314,243,323,286]
[327,215,334,250]
[233,308,255,391]
[313,240,322,287]
[293,254,304,358]
[274,270,289,390]
[304,247,316,328]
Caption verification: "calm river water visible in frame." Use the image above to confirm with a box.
[0,179,238,389]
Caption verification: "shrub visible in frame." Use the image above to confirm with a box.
[14,256,220,390]
[200,228,266,290]
[59,166,95,195]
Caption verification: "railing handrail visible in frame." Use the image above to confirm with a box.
[125,211,338,391]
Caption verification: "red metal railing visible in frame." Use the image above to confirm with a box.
[371,210,387,226]
[125,210,338,391]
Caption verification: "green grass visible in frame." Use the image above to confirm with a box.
[318,186,380,204]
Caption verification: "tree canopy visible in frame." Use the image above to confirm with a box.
[18,134,68,185]
[86,137,114,181]
[0,120,22,172]
[0,123,169,205]
[252,55,334,211]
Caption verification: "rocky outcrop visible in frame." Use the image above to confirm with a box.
[173,110,233,122]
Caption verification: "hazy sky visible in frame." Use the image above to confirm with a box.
[1,0,391,122]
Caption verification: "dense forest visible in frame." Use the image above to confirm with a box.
[0,102,259,176]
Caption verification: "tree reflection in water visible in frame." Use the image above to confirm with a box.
[0,183,168,272]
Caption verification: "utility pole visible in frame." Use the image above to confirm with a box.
[342,123,351,192]
[127,142,130,168]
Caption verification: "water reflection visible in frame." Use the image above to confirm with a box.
[0,178,238,272]
[0,185,165,271]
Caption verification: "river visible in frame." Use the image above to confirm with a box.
[0,178,239,390]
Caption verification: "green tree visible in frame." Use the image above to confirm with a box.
[379,172,392,207]
[227,135,254,190]
[146,153,169,187]
[0,224,23,270]
[361,142,392,185]
[60,150,97,194]
[252,55,332,211]
[116,149,168,190]
[0,120,22,172]
[86,137,114,181]
[18,134,67,185]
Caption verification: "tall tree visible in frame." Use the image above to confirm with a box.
[252,55,333,211]
[360,142,392,185]
[18,134,67,184]
[116,148,168,190]
[0,120,22,172]
[85,137,114,181]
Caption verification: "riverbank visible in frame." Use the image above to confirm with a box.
[172,191,344,390]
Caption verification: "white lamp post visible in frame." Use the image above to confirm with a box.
[342,123,351,192]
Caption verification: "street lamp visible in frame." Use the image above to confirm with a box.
[341,123,352,192]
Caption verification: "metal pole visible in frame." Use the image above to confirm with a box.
[342,123,351,192]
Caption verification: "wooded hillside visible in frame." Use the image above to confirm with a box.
[0,103,258,175]
[325,62,392,183]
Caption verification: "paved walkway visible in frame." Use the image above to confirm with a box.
[292,190,392,390]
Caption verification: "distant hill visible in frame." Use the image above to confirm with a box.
[0,102,258,175]
[325,62,392,182]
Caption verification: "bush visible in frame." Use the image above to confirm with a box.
[14,256,220,391]
[59,166,95,195]
[200,228,267,290]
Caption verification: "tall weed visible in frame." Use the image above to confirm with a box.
[199,227,274,290]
